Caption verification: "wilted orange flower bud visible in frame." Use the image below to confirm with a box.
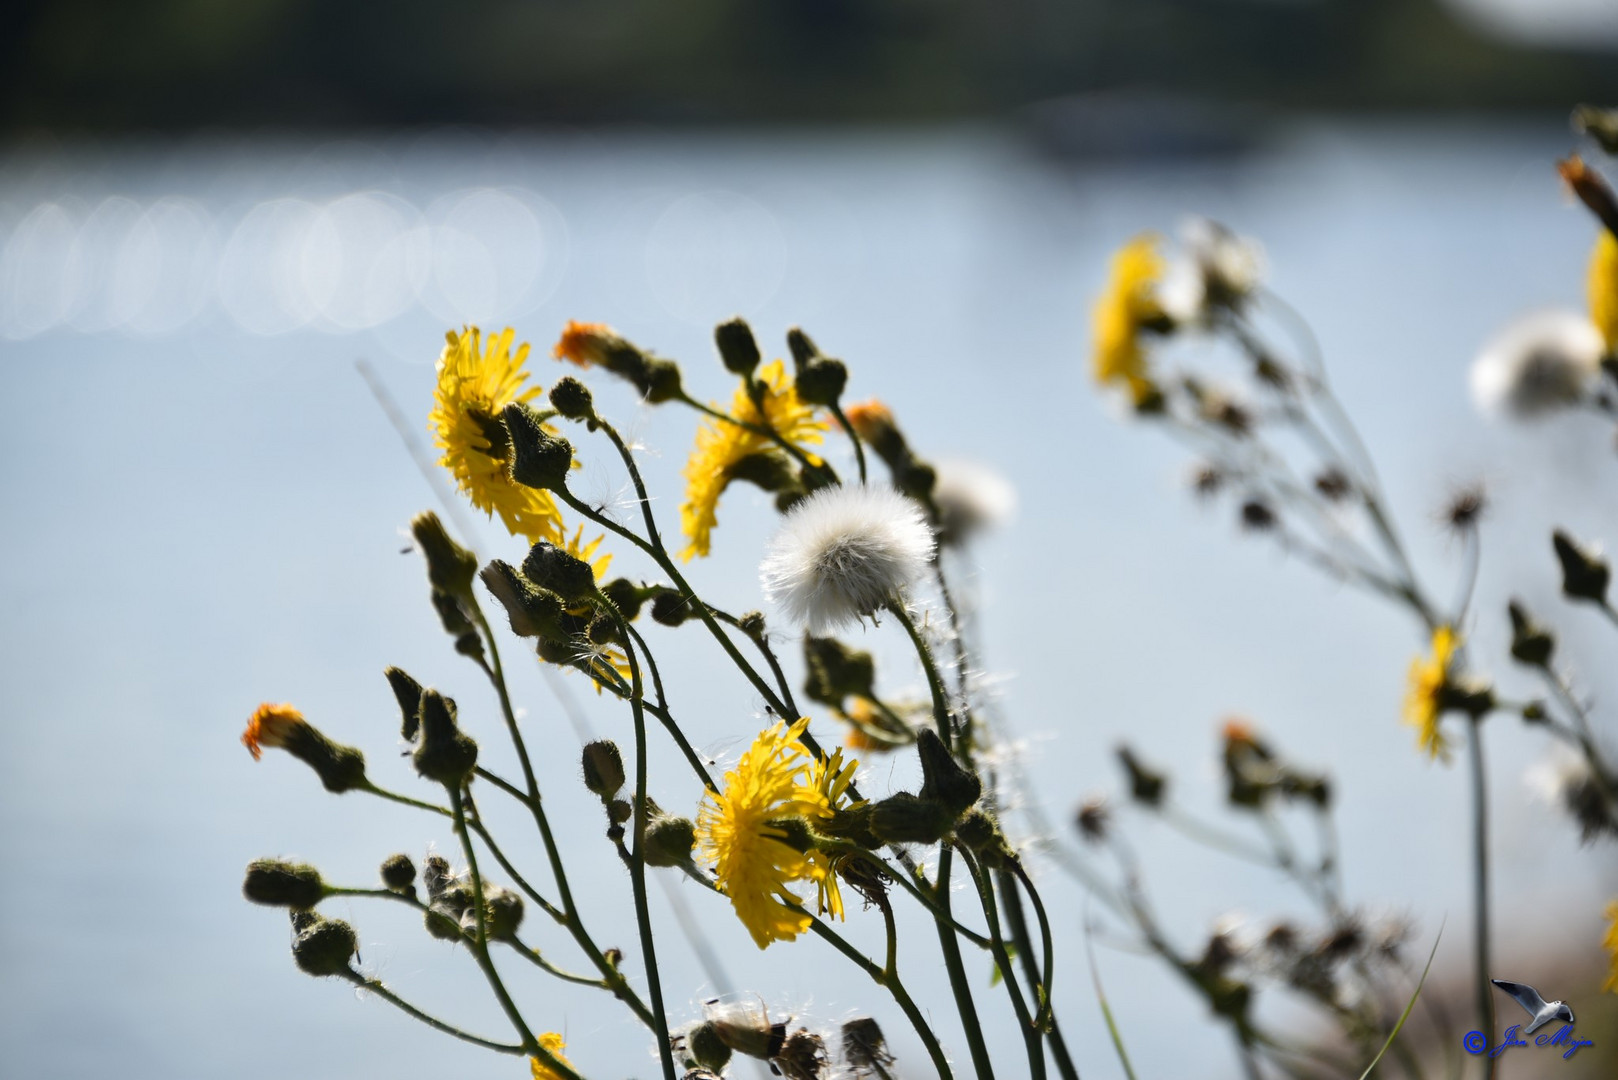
[242,703,307,761]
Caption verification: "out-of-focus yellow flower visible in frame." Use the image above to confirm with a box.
[1589,230,1618,354]
[241,702,306,761]
[680,359,827,561]
[1092,235,1165,406]
[1404,626,1457,762]
[530,1033,576,1080]
[696,717,849,948]
[430,327,564,545]
[1602,899,1618,994]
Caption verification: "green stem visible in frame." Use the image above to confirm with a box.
[1009,860,1057,1030]
[1001,870,1080,1080]
[886,599,955,751]
[831,400,869,484]
[343,972,526,1055]
[448,785,575,1078]
[931,846,995,1079]
[960,848,1046,1080]
[614,616,679,1080]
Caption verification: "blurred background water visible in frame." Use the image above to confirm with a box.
[5,1,1618,1077]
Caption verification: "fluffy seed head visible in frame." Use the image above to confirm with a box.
[760,485,935,633]
[1469,309,1604,419]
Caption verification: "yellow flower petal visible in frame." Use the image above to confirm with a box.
[1092,235,1164,405]
[530,1033,575,1080]
[1403,626,1457,762]
[1589,230,1618,354]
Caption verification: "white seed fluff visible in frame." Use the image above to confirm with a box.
[931,458,1017,542]
[1469,309,1604,419]
[760,485,935,633]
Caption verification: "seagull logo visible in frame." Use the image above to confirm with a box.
[1491,979,1575,1035]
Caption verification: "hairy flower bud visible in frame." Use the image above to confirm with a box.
[413,689,478,786]
[480,561,567,640]
[241,704,367,794]
[243,858,325,909]
[522,540,598,605]
[643,815,698,867]
[715,317,761,378]
[291,912,358,977]
[582,740,626,799]
[1507,600,1556,667]
[869,791,956,845]
[802,636,877,707]
[501,402,573,491]
[650,589,695,627]
[1117,744,1167,806]
[411,511,478,598]
[685,1022,734,1072]
[916,729,981,818]
[384,666,424,742]
[548,376,595,421]
[484,885,525,940]
[380,854,416,893]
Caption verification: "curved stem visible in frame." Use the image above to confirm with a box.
[1001,870,1080,1080]
[344,972,527,1055]
[831,400,869,484]
[1009,860,1057,1030]
[960,848,1046,1080]
[886,600,955,751]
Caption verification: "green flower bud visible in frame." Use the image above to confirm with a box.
[600,578,645,620]
[410,511,478,598]
[803,636,876,707]
[643,815,697,867]
[715,318,761,378]
[242,704,368,794]
[424,902,465,941]
[484,885,525,940]
[1553,529,1610,604]
[582,740,626,798]
[243,858,325,909]
[727,450,799,493]
[548,376,595,421]
[954,809,1016,869]
[291,913,358,977]
[608,798,633,825]
[686,1022,734,1072]
[916,728,981,818]
[1508,600,1556,667]
[522,541,598,605]
[869,792,956,845]
[501,402,573,491]
[650,590,694,627]
[380,854,416,893]
[384,666,424,742]
[412,689,478,787]
[796,357,848,407]
[642,358,685,404]
[480,561,567,639]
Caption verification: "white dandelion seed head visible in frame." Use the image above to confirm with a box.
[931,458,1017,542]
[1470,309,1604,419]
[1524,747,1590,808]
[760,485,935,633]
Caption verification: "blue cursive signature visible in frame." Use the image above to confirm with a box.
[1463,1025,1592,1061]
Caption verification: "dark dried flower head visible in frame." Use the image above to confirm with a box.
[1264,921,1299,955]
[1190,463,1225,499]
[1313,467,1352,502]
[1317,917,1365,962]
[1075,796,1111,843]
[1239,499,1276,531]
[1441,484,1488,534]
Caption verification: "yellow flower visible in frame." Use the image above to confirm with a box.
[430,327,565,545]
[696,717,852,948]
[530,1033,575,1080]
[1603,899,1618,994]
[1404,626,1457,762]
[679,359,827,561]
[1589,230,1618,354]
[1092,235,1165,406]
[799,745,862,921]
[241,703,306,761]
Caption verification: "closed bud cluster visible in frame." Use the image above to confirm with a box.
[501,402,573,492]
[290,911,358,977]
[802,635,876,707]
[479,885,525,940]
[916,729,982,818]
[582,740,626,799]
[243,858,325,909]
[1553,529,1611,604]
[650,589,695,627]
[242,703,368,794]
[841,1018,895,1075]
[410,511,478,598]
[600,577,648,620]
[480,561,568,640]
[786,327,848,407]
[715,318,762,378]
[1507,600,1556,667]
[413,689,478,786]
[955,808,1017,868]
